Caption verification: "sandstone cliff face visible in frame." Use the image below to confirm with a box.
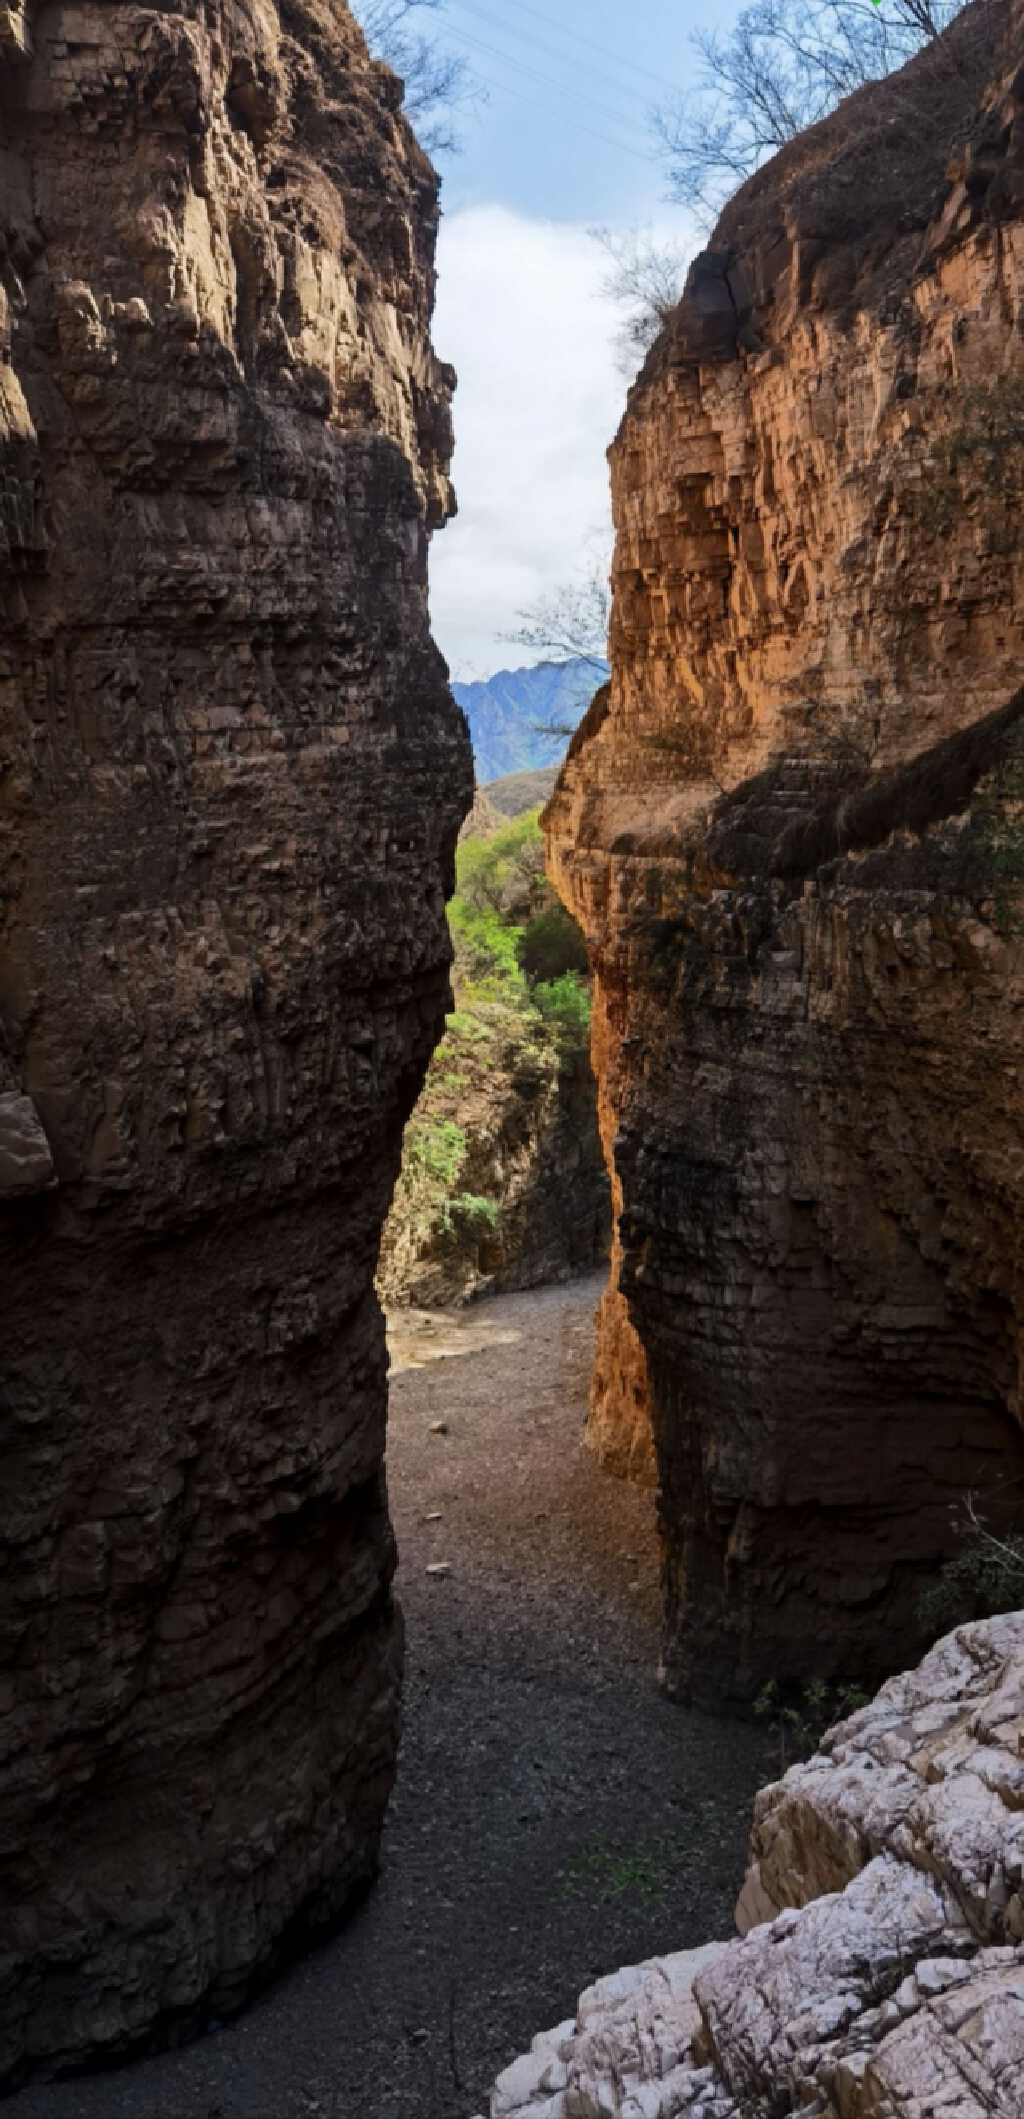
[0,0,471,2087]
[546,0,1024,1700]
[478,1612,1024,2119]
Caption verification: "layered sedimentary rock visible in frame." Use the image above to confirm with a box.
[378,1032,610,1310]
[480,1612,1024,2119]
[0,0,471,2087]
[547,0,1024,1698]
[379,790,610,1310]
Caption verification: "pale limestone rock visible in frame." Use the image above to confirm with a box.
[489,1946,730,2119]
[697,1856,970,2101]
[742,1611,1024,1941]
[860,1956,1024,2117]
[0,0,30,63]
[481,1618,1024,2119]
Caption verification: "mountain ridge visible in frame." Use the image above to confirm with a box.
[452,658,608,784]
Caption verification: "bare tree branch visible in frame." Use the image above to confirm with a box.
[507,566,612,673]
[963,1491,1024,1568]
[354,0,477,154]
[591,224,691,375]
[654,0,971,222]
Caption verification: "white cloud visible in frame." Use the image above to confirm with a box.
[427,205,630,682]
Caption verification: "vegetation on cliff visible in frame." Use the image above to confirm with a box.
[378,809,609,1307]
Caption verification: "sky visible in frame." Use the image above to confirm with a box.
[355,0,737,678]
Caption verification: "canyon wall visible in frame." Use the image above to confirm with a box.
[377,1035,611,1311]
[378,790,610,1311]
[0,0,471,2087]
[547,0,1024,1700]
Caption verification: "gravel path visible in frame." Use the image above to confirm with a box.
[14,1276,764,2119]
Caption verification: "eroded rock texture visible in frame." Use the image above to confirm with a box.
[546,0,1024,1698]
[478,1613,1024,2119]
[0,0,471,2087]
[377,1035,611,1312]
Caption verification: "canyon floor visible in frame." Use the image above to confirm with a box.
[13,1276,764,2119]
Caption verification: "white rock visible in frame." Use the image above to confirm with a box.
[475,1616,1024,2119]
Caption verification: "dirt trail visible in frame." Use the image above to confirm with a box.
[14,1276,763,2119]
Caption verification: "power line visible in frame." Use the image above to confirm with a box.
[449,0,684,98]
[453,62,653,161]
[501,0,688,96]
[442,22,654,142]
[439,19,656,143]
[446,0,681,110]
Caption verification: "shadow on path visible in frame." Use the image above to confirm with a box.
[14,1276,763,2119]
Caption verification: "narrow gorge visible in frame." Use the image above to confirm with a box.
[4,0,1024,2108]
[0,0,470,2087]
[547,0,1024,1702]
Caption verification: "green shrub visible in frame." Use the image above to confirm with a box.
[555,1801,739,1911]
[405,1118,467,1188]
[441,1193,501,1237]
[556,1831,674,1911]
[755,1678,869,1779]
[915,376,1024,542]
[917,1526,1024,1639]
[519,901,590,985]
[532,971,592,1048]
[448,897,526,997]
[971,725,1024,933]
[455,807,545,915]
[388,817,597,1285]
[444,1008,492,1044]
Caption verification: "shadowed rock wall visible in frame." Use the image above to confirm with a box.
[0,0,471,2086]
[546,0,1024,1700]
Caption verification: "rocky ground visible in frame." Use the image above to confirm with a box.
[12,1277,764,2119]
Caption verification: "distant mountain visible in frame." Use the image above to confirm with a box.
[451,659,608,785]
[485,765,561,818]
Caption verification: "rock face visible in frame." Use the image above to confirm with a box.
[546,0,1024,1698]
[378,794,610,1312]
[478,1612,1024,2119]
[0,1090,56,1197]
[0,0,471,2089]
[378,1035,611,1311]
